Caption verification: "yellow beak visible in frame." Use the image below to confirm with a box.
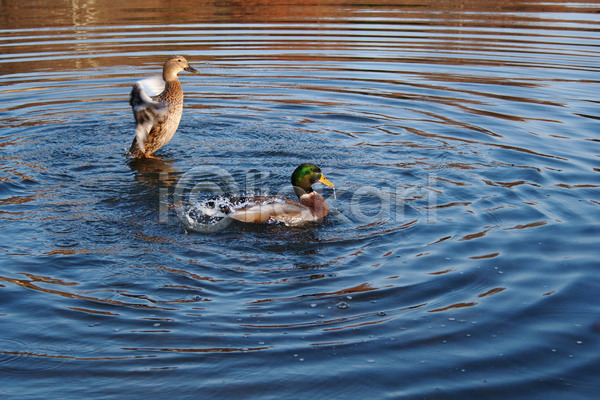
[319,174,335,188]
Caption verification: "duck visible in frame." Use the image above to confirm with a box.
[128,55,198,158]
[227,163,335,225]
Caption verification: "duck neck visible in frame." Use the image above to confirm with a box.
[293,185,312,198]
[163,69,181,83]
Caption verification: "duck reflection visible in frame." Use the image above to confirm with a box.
[127,157,181,223]
[128,156,180,187]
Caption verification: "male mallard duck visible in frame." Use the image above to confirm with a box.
[228,163,335,224]
[128,55,198,158]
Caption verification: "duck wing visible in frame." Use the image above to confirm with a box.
[137,76,165,98]
[228,198,315,224]
[130,77,168,154]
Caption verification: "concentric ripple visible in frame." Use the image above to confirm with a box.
[1,1,599,399]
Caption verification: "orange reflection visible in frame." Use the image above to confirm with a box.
[425,201,472,210]
[459,226,496,241]
[504,220,547,230]
[469,252,500,260]
[428,302,477,313]
[478,287,506,298]
[556,183,600,189]
[427,235,452,245]
[122,346,270,353]
[1,0,590,29]
[428,268,455,276]
[0,274,178,311]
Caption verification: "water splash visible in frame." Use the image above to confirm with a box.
[183,194,299,230]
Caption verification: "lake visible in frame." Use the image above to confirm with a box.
[1,0,599,398]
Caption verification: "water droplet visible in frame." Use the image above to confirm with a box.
[154,323,161,327]
[310,303,317,308]
[367,359,375,363]
[576,340,583,345]
[336,301,349,309]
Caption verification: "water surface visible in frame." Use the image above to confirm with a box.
[1,1,600,398]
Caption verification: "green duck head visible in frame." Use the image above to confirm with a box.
[291,163,334,197]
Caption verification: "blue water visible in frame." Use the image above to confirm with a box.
[1,1,600,398]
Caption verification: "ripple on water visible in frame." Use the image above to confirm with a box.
[0,337,69,375]
[1,2,600,399]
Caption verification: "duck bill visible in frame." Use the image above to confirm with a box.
[319,174,335,188]
[185,65,199,73]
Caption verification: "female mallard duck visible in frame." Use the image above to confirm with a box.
[228,163,335,225]
[128,55,198,158]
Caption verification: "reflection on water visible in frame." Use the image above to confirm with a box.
[1,0,600,398]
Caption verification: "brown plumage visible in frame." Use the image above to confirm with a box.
[128,55,198,158]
